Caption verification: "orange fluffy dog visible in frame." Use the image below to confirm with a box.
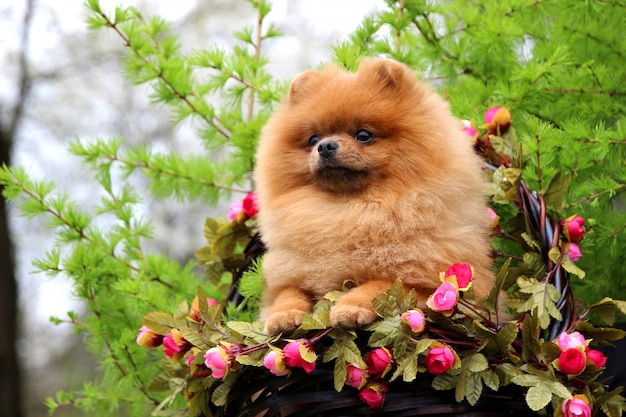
[255,59,494,335]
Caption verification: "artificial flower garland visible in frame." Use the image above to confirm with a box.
[136,106,626,416]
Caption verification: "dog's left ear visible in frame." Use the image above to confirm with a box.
[287,70,320,104]
[361,59,411,89]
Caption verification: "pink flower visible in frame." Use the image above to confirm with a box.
[204,345,233,379]
[562,395,591,417]
[561,215,585,243]
[345,362,369,389]
[163,329,191,362]
[443,263,474,290]
[557,348,587,375]
[587,349,607,369]
[400,309,426,334]
[365,347,394,377]
[263,350,290,376]
[487,207,501,234]
[186,353,210,378]
[358,380,389,409]
[556,331,586,351]
[566,242,583,262]
[228,200,244,221]
[426,282,459,314]
[189,296,218,322]
[136,325,164,348]
[283,339,317,374]
[426,345,457,375]
[462,120,479,143]
[242,192,259,218]
[483,106,511,133]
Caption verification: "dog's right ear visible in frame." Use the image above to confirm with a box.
[287,70,319,104]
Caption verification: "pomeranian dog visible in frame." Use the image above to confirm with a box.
[255,59,495,335]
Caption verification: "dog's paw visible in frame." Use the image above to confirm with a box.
[329,304,377,329]
[264,309,307,335]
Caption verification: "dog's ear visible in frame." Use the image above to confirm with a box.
[362,59,410,89]
[287,70,320,104]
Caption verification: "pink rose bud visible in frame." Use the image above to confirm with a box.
[228,200,244,221]
[186,353,210,378]
[556,331,586,351]
[366,347,394,377]
[263,349,290,376]
[345,362,369,389]
[426,282,459,314]
[136,325,164,348]
[189,296,218,322]
[566,242,583,262]
[443,263,474,290]
[426,345,457,375]
[242,191,259,218]
[557,348,586,375]
[586,349,607,369]
[462,120,479,143]
[562,395,591,417]
[283,339,317,374]
[483,106,511,133]
[358,380,389,409]
[560,215,585,243]
[204,344,233,379]
[163,329,191,362]
[487,207,501,234]
[400,309,426,334]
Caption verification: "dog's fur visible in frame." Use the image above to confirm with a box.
[255,59,495,335]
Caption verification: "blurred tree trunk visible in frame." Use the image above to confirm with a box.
[0,1,33,416]
[0,129,22,417]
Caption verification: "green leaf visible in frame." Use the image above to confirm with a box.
[142,312,175,335]
[526,384,552,411]
[543,171,571,212]
[333,359,347,393]
[465,353,488,373]
[211,382,231,407]
[481,370,500,391]
[432,372,457,391]
[227,321,267,344]
[465,373,483,406]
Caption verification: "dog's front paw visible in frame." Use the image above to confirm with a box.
[264,309,307,335]
[329,304,377,329]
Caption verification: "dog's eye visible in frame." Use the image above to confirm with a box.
[354,129,374,144]
[309,135,321,147]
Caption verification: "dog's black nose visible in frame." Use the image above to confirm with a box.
[318,141,338,158]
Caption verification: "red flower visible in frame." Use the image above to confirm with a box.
[566,242,583,263]
[462,120,479,143]
[426,346,456,375]
[189,296,218,322]
[242,192,259,218]
[400,309,426,334]
[560,215,585,243]
[204,344,239,379]
[587,349,607,369]
[186,353,210,378]
[557,348,586,375]
[263,349,290,376]
[358,380,389,409]
[283,339,317,374]
[443,263,474,290]
[426,282,459,314]
[136,326,164,348]
[487,207,501,234]
[365,347,394,377]
[345,362,369,389]
[562,395,591,417]
[483,106,511,133]
[163,329,191,362]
